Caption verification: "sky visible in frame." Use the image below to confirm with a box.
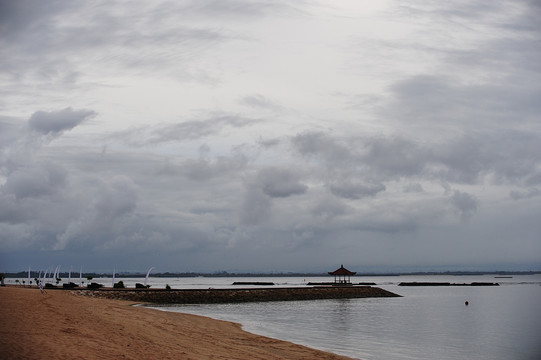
[1,0,540,273]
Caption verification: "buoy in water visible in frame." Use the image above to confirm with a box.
[465,301,469,306]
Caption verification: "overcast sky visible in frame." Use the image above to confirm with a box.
[1,0,540,273]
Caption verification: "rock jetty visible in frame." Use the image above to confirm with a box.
[398,282,499,286]
[73,286,400,304]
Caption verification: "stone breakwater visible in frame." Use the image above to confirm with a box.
[72,286,400,304]
[398,282,500,286]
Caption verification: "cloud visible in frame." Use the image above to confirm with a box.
[2,162,67,199]
[403,183,424,193]
[291,131,355,165]
[510,188,540,200]
[180,155,249,181]
[385,75,541,131]
[256,167,308,198]
[449,190,478,221]
[54,176,138,250]
[240,94,284,112]
[329,181,385,200]
[28,108,95,135]
[1,0,541,272]
[290,129,541,190]
[310,196,350,221]
[112,113,259,146]
[238,188,271,226]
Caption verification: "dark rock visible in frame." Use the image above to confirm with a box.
[399,282,451,286]
[232,282,274,286]
[63,282,77,289]
[87,282,103,289]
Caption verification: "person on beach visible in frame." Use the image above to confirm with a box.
[39,281,46,294]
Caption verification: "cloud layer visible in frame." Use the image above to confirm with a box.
[1,0,540,272]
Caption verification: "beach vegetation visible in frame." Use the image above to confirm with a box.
[113,281,125,289]
[165,284,171,290]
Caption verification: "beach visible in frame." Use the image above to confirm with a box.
[0,286,352,360]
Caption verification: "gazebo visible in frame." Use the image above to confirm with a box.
[328,265,356,285]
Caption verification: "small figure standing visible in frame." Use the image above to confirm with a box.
[39,281,47,294]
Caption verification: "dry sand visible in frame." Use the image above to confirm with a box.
[0,286,353,359]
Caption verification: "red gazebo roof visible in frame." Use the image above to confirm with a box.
[328,265,356,276]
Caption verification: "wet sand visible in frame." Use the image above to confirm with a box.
[0,286,353,359]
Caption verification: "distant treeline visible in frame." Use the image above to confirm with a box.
[3,270,540,278]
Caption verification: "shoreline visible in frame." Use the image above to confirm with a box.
[0,286,353,359]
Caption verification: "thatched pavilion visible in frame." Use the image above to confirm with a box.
[328,265,356,284]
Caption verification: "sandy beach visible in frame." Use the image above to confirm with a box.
[0,286,353,360]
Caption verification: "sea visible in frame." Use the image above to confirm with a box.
[13,273,541,359]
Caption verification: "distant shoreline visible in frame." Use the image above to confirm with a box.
[4,269,540,279]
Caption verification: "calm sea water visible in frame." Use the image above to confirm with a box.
[148,274,541,360]
[13,274,541,359]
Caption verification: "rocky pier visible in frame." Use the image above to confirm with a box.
[72,286,400,304]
